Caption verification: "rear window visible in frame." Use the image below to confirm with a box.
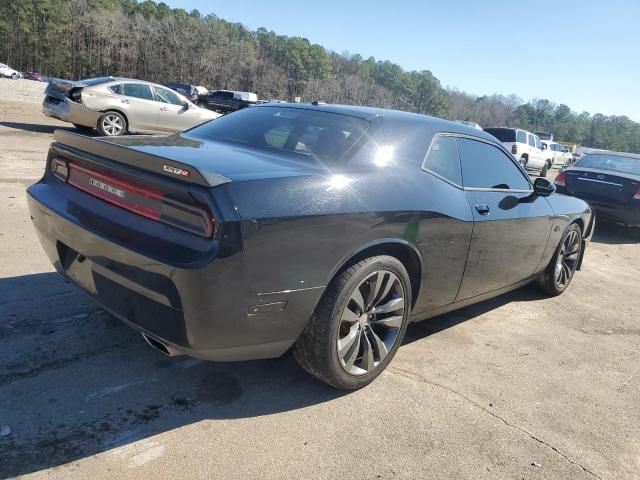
[80,77,118,86]
[483,128,515,143]
[186,107,369,161]
[212,91,234,99]
[576,154,640,176]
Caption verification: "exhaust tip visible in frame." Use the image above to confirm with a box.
[141,332,173,356]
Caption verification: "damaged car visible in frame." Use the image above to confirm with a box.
[42,77,221,136]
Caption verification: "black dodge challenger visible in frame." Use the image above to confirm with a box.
[27,104,594,389]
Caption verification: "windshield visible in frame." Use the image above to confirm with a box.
[186,106,370,161]
[483,128,515,142]
[576,154,640,176]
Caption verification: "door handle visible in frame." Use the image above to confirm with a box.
[159,107,169,111]
[120,99,129,104]
[475,203,490,215]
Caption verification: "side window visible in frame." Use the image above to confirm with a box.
[517,130,526,143]
[155,87,184,105]
[213,91,234,99]
[457,138,531,190]
[422,136,462,185]
[528,134,536,147]
[535,136,542,149]
[109,84,122,95]
[122,84,154,101]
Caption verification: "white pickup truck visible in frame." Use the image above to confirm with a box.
[541,140,572,167]
[484,127,554,177]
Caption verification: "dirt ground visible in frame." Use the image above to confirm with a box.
[1,78,639,480]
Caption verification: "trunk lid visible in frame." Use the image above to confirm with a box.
[103,132,323,183]
[565,167,640,204]
[45,78,88,101]
[52,130,231,187]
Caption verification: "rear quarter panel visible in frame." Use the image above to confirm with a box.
[226,164,474,314]
[533,193,593,274]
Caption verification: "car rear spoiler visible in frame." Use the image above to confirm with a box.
[52,130,230,188]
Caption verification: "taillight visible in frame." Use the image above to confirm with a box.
[58,160,214,237]
[51,157,69,181]
[554,171,567,187]
[512,144,518,155]
[634,187,640,200]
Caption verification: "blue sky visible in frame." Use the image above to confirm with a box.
[164,0,640,121]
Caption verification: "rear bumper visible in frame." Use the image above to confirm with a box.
[591,203,640,226]
[569,197,638,227]
[42,98,100,128]
[27,179,317,361]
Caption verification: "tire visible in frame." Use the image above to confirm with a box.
[73,123,93,132]
[97,111,127,136]
[519,156,528,169]
[293,255,411,390]
[536,223,582,296]
[540,163,548,177]
[11,73,18,80]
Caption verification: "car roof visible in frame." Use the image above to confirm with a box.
[87,77,172,89]
[253,103,500,142]
[583,151,640,160]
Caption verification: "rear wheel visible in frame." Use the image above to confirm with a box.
[519,156,528,169]
[540,163,548,177]
[97,111,126,136]
[536,223,582,296]
[11,73,18,80]
[293,255,411,390]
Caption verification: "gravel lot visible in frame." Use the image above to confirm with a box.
[1,79,639,479]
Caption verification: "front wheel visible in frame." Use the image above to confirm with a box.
[11,73,18,80]
[540,163,548,177]
[293,255,411,390]
[97,111,126,136]
[536,223,582,296]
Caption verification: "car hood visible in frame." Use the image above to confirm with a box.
[103,133,323,182]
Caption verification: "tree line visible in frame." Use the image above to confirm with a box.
[1,0,638,153]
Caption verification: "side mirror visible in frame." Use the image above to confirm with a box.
[541,143,547,150]
[534,177,555,196]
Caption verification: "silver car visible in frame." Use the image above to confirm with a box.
[43,77,221,136]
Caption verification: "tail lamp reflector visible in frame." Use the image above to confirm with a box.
[554,171,567,187]
[54,158,214,237]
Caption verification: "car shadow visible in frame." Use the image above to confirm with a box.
[0,271,344,478]
[0,271,545,477]
[591,219,640,245]
[0,121,87,135]
[403,286,546,345]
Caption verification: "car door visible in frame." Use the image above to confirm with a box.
[455,136,554,300]
[526,133,541,169]
[412,134,474,313]
[153,86,202,132]
[535,135,548,168]
[120,83,159,132]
